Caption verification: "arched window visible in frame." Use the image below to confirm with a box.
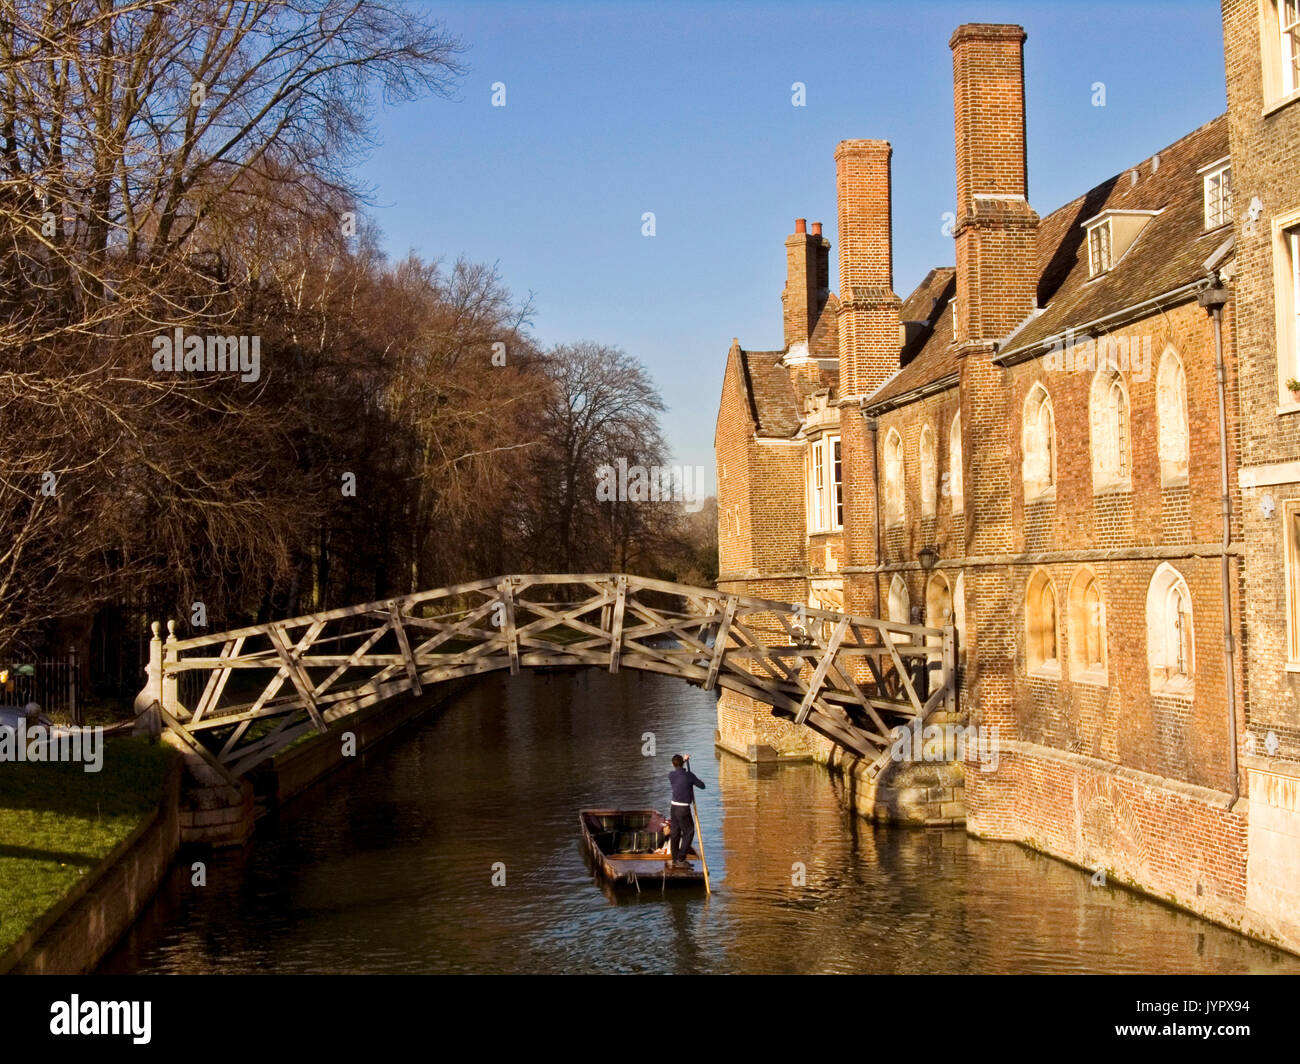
[884,428,905,526]
[1022,385,1056,499]
[1091,366,1131,490]
[924,572,952,688]
[1146,563,1195,695]
[888,574,910,628]
[1025,568,1060,675]
[925,572,953,627]
[1156,348,1189,485]
[920,425,937,518]
[1068,568,1107,681]
[949,412,964,514]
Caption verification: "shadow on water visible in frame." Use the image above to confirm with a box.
[100,669,1300,975]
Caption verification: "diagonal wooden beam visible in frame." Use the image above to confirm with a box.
[794,617,849,726]
[191,636,244,724]
[389,603,424,697]
[267,624,328,733]
[707,598,738,686]
[158,704,242,786]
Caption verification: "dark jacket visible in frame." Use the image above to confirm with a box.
[669,766,705,804]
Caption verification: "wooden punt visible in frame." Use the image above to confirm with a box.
[578,809,706,890]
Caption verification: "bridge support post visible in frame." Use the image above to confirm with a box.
[131,622,164,738]
[608,576,627,673]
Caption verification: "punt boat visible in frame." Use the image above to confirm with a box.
[578,809,706,889]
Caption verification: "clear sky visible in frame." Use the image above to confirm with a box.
[355,1,1227,495]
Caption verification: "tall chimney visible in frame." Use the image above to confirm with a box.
[834,139,899,613]
[834,139,900,399]
[782,218,831,353]
[949,23,1039,346]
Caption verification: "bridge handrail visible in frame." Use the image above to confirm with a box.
[164,572,949,653]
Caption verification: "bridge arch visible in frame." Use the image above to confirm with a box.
[135,574,956,782]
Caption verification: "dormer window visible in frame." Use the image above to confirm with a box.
[1202,161,1232,229]
[1083,209,1160,277]
[1087,221,1112,275]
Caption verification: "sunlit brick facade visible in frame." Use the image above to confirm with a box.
[714,14,1300,952]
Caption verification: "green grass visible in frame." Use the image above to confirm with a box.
[0,737,174,957]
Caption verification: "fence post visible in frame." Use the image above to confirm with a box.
[69,645,81,726]
[162,620,181,718]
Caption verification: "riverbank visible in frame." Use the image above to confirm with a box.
[0,738,179,973]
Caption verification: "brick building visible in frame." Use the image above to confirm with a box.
[715,14,1300,950]
[1221,0,1300,951]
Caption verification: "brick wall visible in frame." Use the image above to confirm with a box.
[1222,0,1300,953]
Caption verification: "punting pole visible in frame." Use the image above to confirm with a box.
[685,756,712,895]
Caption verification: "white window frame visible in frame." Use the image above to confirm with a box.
[1202,163,1232,230]
[832,437,843,528]
[1283,0,1300,95]
[806,434,842,534]
[1287,500,1300,665]
[1261,0,1300,107]
[1274,212,1300,407]
[1087,220,1112,276]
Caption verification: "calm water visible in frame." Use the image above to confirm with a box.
[102,670,1300,974]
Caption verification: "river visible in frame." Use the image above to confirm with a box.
[101,669,1300,974]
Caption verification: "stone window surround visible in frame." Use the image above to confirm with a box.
[1260,0,1300,105]
[1025,567,1061,679]
[1068,566,1110,686]
[1146,562,1195,698]
[1286,498,1300,665]
[1091,365,1133,494]
[1275,207,1300,412]
[1022,383,1057,501]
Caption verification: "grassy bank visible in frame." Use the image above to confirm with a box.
[0,737,173,956]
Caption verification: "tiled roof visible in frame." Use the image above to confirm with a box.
[863,113,1229,407]
[739,349,801,437]
[1000,113,1230,359]
[865,267,958,408]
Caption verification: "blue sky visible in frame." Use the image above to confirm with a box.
[355,1,1227,494]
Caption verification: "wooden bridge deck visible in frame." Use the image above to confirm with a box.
[134,574,956,781]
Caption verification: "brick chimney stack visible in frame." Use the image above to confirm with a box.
[833,139,899,612]
[949,23,1039,347]
[834,139,901,399]
[782,218,831,353]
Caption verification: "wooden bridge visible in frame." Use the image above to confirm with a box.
[135,574,957,783]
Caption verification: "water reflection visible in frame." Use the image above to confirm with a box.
[101,670,1300,974]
